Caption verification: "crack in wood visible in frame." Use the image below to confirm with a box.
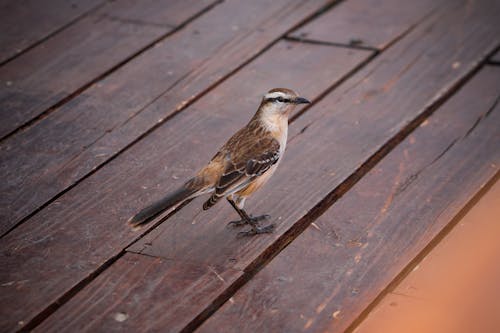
[395,94,500,198]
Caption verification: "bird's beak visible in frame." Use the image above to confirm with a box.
[294,97,311,104]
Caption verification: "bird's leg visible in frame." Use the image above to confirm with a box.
[226,198,269,226]
[226,198,274,236]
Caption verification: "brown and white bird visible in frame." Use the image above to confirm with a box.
[128,88,310,236]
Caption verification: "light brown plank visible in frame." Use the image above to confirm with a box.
[0,0,332,237]
[0,0,217,139]
[0,41,368,332]
[0,0,103,64]
[289,0,438,50]
[198,66,500,333]
[355,179,500,333]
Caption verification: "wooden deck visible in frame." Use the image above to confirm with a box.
[0,0,498,332]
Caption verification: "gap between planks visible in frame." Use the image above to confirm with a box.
[284,36,379,52]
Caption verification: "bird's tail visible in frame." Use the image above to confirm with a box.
[128,182,200,227]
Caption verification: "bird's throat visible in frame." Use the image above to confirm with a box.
[259,111,288,147]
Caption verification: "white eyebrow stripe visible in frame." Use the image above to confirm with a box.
[264,91,287,99]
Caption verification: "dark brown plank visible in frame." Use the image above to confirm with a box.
[0,41,369,332]
[0,0,332,236]
[0,0,217,140]
[99,0,216,27]
[0,0,103,64]
[34,1,499,331]
[198,67,500,333]
[289,0,438,50]
[35,252,241,333]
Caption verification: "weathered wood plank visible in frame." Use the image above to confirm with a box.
[0,41,368,332]
[99,0,216,27]
[198,67,500,333]
[289,0,437,50]
[0,0,332,237]
[34,1,500,331]
[0,0,217,139]
[34,252,241,333]
[0,0,103,64]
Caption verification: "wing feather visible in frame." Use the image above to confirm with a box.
[215,137,280,197]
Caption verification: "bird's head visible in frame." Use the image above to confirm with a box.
[260,88,310,117]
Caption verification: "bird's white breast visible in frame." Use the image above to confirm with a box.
[260,112,288,153]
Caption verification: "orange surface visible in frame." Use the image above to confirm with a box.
[354,177,500,333]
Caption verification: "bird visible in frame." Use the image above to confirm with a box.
[128,88,310,236]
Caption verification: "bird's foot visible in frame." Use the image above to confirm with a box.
[237,223,275,237]
[227,214,270,227]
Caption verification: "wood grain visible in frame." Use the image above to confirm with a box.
[99,0,217,27]
[32,1,500,331]
[0,0,103,64]
[0,0,217,139]
[198,67,500,333]
[289,0,438,50]
[0,41,367,332]
[35,253,241,333]
[0,0,332,237]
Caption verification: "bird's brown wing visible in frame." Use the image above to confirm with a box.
[202,136,280,209]
[220,138,280,192]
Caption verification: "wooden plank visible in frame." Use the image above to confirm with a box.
[34,252,242,333]
[0,41,369,332]
[33,1,500,331]
[289,0,438,50]
[99,0,217,27]
[0,0,217,139]
[0,0,332,236]
[0,0,103,64]
[197,67,500,333]
[355,179,500,333]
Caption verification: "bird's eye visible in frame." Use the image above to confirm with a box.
[276,97,284,103]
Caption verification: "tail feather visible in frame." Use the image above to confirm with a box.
[128,185,197,227]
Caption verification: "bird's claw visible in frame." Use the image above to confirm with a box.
[227,214,270,227]
[237,223,275,237]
